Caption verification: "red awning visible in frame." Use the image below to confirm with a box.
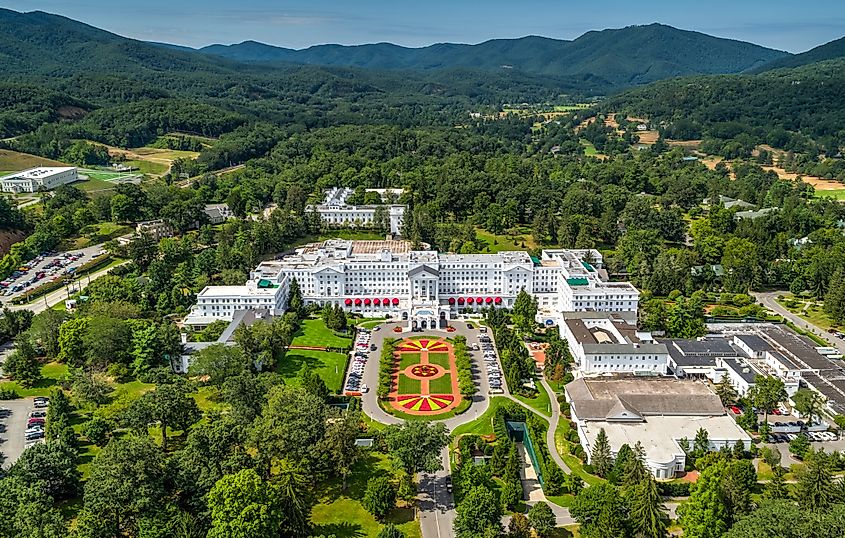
[495,297,502,304]
[344,298,352,306]
[383,297,390,306]
[485,297,493,304]
[373,298,381,305]
[364,298,371,305]
[447,297,456,305]
[467,297,474,304]
[354,298,362,306]
[476,297,483,304]
[457,297,465,304]
[392,298,399,305]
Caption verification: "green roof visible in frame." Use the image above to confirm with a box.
[567,277,589,286]
[530,256,541,266]
[257,279,277,289]
[581,261,595,272]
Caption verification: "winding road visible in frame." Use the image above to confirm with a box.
[753,291,845,355]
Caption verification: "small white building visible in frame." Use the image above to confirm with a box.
[136,220,174,241]
[714,357,761,397]
[307,187,406,234]
[560,313,668,375]
[184,280,288,329]
[203,203,233,225]
[0,167,78,193]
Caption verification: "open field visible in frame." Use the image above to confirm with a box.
[290,318,353,349]
[0,149,68,171]
[776,294,842,332]
[74,177,118,192]
[762,165,845,190]
[278,349,349,393]
[0,362,68,397]
[475,227,537,253]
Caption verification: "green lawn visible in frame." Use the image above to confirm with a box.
[398,374,421,394]
[427,352,450,368]
[580,139,598,156]
[428,372,452,394]
[513,381,552,417]
[475,228,536,254]
[278,349,349,393]
[398,352,421,370]
[0,362,68,397]
[451,396,510,437]
[74,177,116,192]
[356,318,387,330]
[121,159,168,176]
[291,318,353,349]
[814,189,845,201]
[311,451,421,538]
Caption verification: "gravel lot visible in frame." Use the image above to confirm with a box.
[0,397,38,466]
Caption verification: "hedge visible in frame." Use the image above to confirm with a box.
[377,338,397,399]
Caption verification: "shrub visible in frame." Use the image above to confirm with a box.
[362,476,396,521]
[658,481,691,496]
[0,387,20,399]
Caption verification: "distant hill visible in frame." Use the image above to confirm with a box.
[753,35,845,72]
[200,24,790,87]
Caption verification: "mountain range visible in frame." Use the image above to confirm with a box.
[199,24,788,87]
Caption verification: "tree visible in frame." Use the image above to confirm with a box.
[714,376,738,407]
[749,376,787,433]
[692,427,710,459]
[507,512,532,538]
[528,501,556,537]
[82,436,168,537]
[678,461,729,538]
[795,449,836,511]
[9,441,80,500]
[188,344,249,383]
[570,482,628,538]
[824,267,845,324]
[3,337,41,387]
[590,428,613,477]
[82,416,113,447]
[724,500,845,538]
[384,421,450,477]
[789,433,811,459]
[299,366,329,401]
[628,474,668,538]
[249,385,327,475]
[320,409,361,489]
[0,477,67,538]
[454,486,502,538]
[288,277,304,318]
[378,524,406,538]
[500,478,522,510]
[721,459,755,523]
[793,388,824,424]
[126,380,201,451]
[207,468,288,538]
[362,476,397,521]
[27,309,67,359]
[57,317,89,367]
[512,289,537,333]
[764,465,788,500]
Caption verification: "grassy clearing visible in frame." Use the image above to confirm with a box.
[427,352,450,368]
[0,362,69,397]
[291,318,353,349]
[121,159,168,176]
[776,294,842,332]
[278,349,349,393]
[311,451,421,538]
[74,177,116,192]
[0,149,67,171]
[813,189,845,201]
[513,381,552,417]
[554,418,604,486]
[475,227,536,253]
[580,139,598,156]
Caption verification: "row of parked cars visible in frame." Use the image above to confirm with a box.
[0,251,83,296]
[0,397,49,454]
[770,431,838,443]
[345,329,373,393]
[478,334,503,393]
[826,329,845,340]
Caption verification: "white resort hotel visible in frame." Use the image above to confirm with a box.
[184,239,639,329]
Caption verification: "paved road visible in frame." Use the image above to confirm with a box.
[753,291,845,354]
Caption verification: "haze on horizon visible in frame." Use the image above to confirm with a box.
[2,0,844,53]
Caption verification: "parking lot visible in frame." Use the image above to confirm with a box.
[0,244,106,303]
[473,327,505,394]
[344,328,376,394]
[0,397,47,465]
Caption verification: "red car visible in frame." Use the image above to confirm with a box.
[729,406,742,414]
[27,417,45,426]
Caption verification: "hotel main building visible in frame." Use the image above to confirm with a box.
[185,239,639,329]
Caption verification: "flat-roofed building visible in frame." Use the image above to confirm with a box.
[307,187,406,234]
[565,377,751,479]
[1,167,78,193]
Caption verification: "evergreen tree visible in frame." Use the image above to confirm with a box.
[287,277,304,318]
[824,267,845,324]
[4,337,41,387]
[714,376,738,407]
[512,289,537,333]
[628,474,668,538]
[764,465,788,500]
[590,428,613,477]
[678,461,729,538]
[527,502,555,537]
[795,449,836,511]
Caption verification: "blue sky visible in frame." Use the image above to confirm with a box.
[2,0,843,52]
